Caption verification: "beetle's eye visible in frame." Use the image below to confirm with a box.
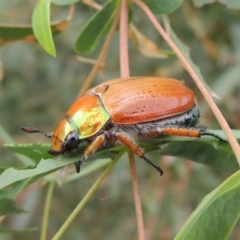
[65,131,79,148]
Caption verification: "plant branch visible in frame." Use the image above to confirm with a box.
[120,0,130,77]
[134,0,240,166]
[128,151,146,240]
[41,179,55,240]
[119,1,145,240]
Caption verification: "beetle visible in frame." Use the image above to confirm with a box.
[22,76,226,175]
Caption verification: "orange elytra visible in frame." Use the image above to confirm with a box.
[21,77,226,175]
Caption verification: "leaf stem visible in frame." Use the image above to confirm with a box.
[41,179,55,240]
[119,1,145,240]
[120,0,130,77]
[128,151,146,240]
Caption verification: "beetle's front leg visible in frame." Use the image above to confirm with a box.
[75,135,106,173]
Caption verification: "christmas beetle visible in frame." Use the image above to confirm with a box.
[22,76,226,175]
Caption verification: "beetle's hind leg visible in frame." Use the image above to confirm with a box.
[116,132,163,175]
[75,135,106,173]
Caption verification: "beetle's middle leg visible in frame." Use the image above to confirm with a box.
[75,134,106,173]
[116,132,163,175]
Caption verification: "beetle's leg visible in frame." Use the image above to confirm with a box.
[160,125,228,142]
[195,125,228,142]
[161,127,202,138]
[140,125,227,142]
[116,132,163,175]
[75,135,106,173]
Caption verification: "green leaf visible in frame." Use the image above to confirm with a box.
[51,0,79,5]
[0,144,119,189]
[193,0,240,9]
[0,180,30,199]
[32,0,56,56]
[0,198,25,216]
[157,139,238,172]
[75,0,119,54]
[0,15,71,45]
[2,130,238,188]
[0,226,37,233]
[142,0,183,14]
[175,171,240,240]
[0,124,36,166]
[0,158,70,190]
[219,0,240,9]
[5,143,52,163]
[140,130,239,173]
[192,0,216,7]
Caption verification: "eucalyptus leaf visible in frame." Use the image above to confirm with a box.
[193,0,240,9]
[75,0,119,54]
[142,0,183,14]
[5,143,52,163]
[175,170,240,239]
[192,0,215,7]
[2,130,238,189]
[32,0,56,56]
[0,15,71,45]
[0,226,37,233]
[219,0,240,9]
[51,0,78,5]
[0,198,25,216]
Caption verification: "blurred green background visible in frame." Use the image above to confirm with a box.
[0,0,240,239]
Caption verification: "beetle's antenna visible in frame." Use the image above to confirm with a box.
[21,127,52,138]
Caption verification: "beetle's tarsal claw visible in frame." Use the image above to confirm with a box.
[143,156,163,176]
[196,125,228,143]
[159,168,164,176]
[202,132,228,143]
[75,161,82,173]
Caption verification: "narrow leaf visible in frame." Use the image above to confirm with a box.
[2,130,239,188]
[193,0,240,9]
[5,143,52,163]
[219,0,240,9]
[0,144,119,189]
[51,0,79,5]
[0,198,25,216]
[142,0,183,14]
[175,171,240,240]
[75,0,119,54]
[32,0,56,56]
[0,226,37,233]
[192,0,217,7]
[0,14,72,45]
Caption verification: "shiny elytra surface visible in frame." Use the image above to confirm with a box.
[94,77,195,124]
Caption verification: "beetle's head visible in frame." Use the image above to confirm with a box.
[21,118,81,156]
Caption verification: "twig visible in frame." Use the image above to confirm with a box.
[119,1,145,240]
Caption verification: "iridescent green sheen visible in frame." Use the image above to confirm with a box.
[69,104,110,139]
